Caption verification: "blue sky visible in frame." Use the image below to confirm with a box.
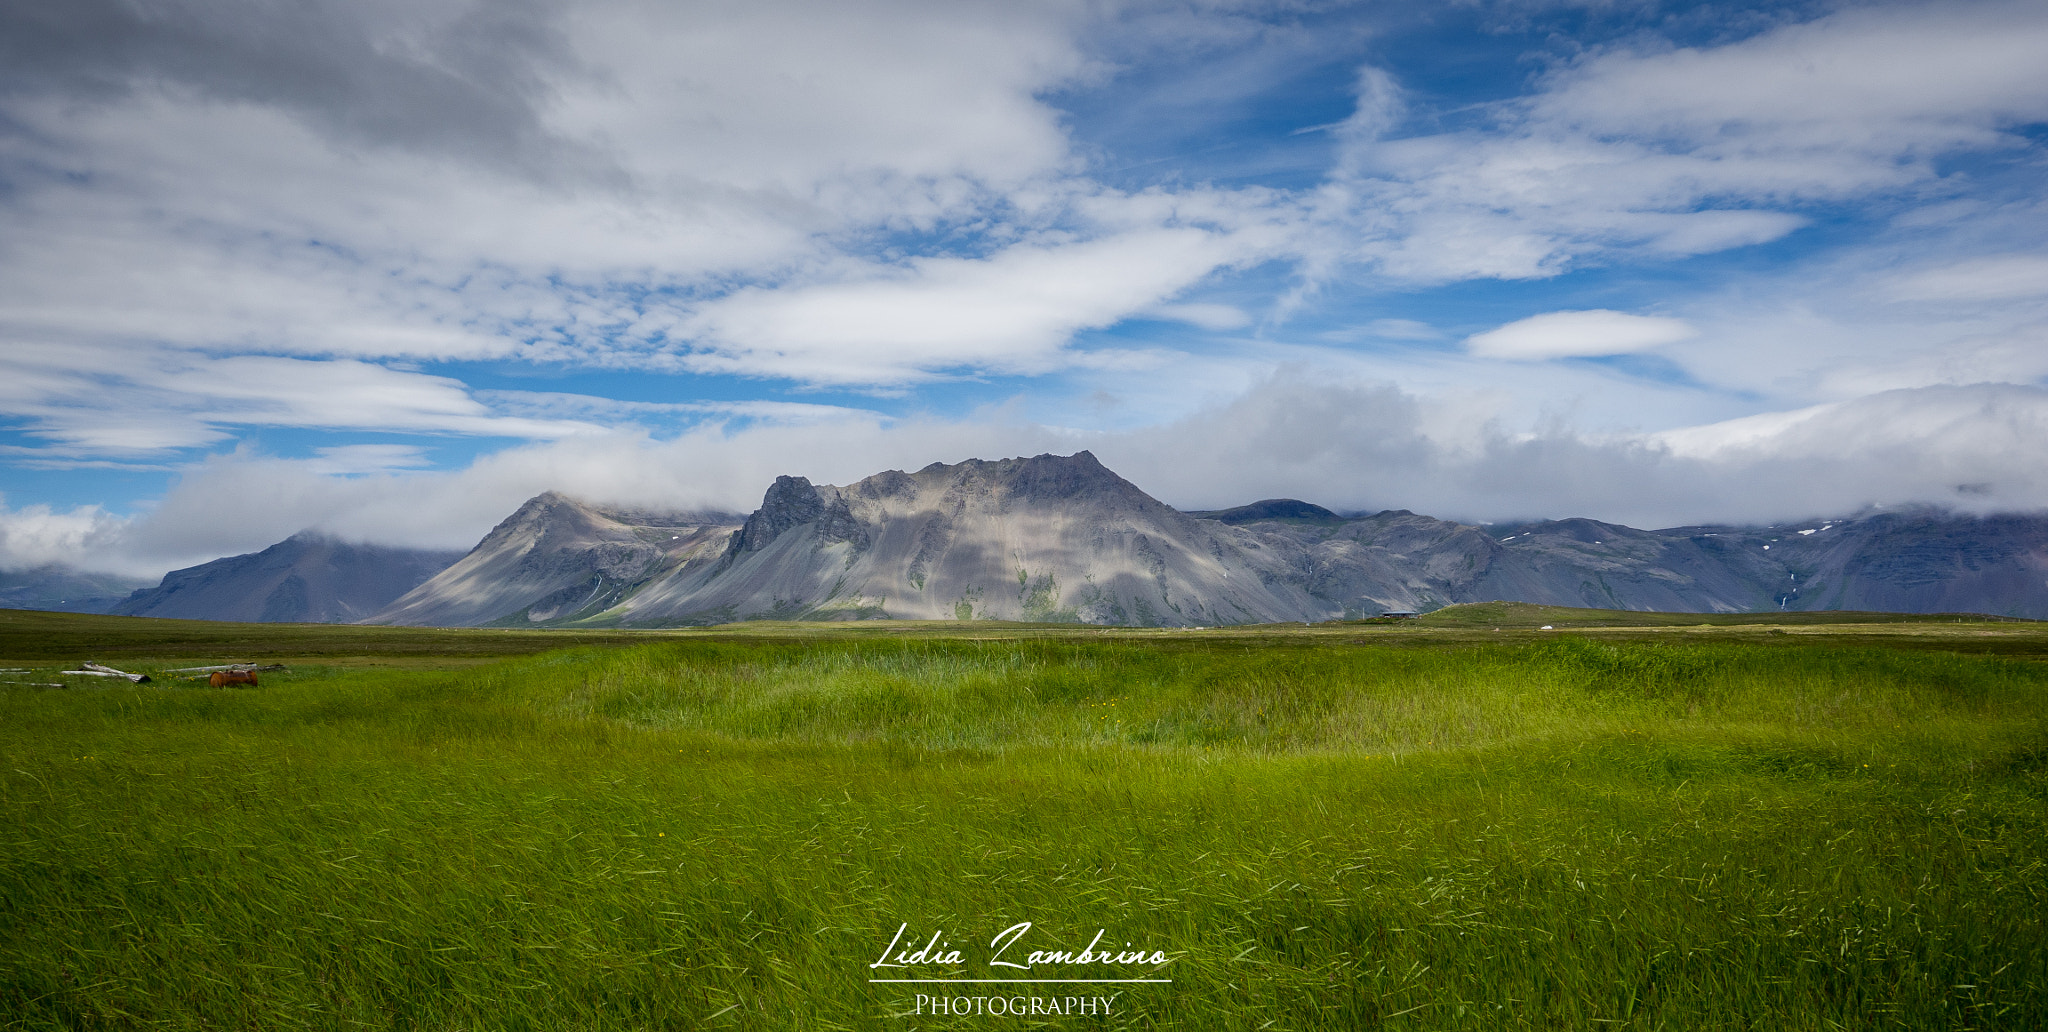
[2,0,2047,576]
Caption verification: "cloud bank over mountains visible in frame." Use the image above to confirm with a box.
[2,0,2046,576]
[10,375,2046,579]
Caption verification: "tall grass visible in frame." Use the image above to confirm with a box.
[1,633,2042,1029]
[500,636,2039,764]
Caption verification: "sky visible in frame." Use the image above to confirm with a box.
[3,0,2047,578]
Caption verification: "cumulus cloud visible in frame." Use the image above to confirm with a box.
[0,499,129,574]
[1466,310,1697,360]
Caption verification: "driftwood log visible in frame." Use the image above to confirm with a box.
[61,663,151,683]
[83,662,150,683]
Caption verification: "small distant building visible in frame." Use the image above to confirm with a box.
[1381,609,1419,619]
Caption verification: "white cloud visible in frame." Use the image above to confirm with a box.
[1618,229,2048,405]
[1529,2,2048,162]
[678,227,1260,384]
[0,0,1138,393]
[0,499,129,573]
[558,0,1089,201]
[38,372,2048,579]
[1102,376,2048,525]
[306,445,438,476]
[1467,310,1697,360]
[1329,2,2048,281]
[1813,323,2048,398]
[1890,255,2048,302]
[1652,401,1845,459]
[1149,303,1253,331]
[0,344,605,457]
[1634,383,2048,519]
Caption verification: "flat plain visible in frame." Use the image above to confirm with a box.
[1,605,2043,1030]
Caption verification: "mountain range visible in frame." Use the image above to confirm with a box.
[110,533,464,623]
[0,565,153,615]
[21,451,2048,626]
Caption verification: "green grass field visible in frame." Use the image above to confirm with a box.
[2,609,2044,1029]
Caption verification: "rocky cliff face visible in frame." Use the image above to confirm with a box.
[111,535,463,623]
[725,476,869,556]
[608,451,1329,625]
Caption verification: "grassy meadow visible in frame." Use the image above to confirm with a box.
[1,608,2044,1029]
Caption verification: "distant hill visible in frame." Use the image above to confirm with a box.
[1186,499,1344,525]
[112,534,465,623]
[1228,506,2048,620]
[0,565,153,614]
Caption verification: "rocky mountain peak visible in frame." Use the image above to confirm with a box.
[894,450,1148,509]
[997,450,1134,503]
[482,491,582,539]
[731,476,827,553]
[728,475,869,555]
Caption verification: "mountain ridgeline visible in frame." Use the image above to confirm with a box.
[38,452,2043,627]
[364,451,2048,627]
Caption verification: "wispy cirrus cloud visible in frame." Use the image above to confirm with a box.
[676,227,1266,384]
[1467,310,1697,361]
[0,344,603,459]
